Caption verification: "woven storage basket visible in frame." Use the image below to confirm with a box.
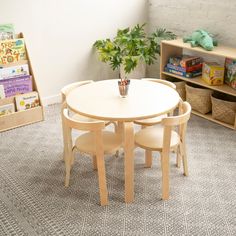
[211,93,236,125]
[174,81,186,101]
[185,83,213,114]
[166,78,186,101]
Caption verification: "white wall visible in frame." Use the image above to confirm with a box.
[0,0,147,105]
[148,0,236,77]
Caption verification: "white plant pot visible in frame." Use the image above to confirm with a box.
[120,62,146,80]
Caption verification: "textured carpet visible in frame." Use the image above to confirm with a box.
[0,104,235,236]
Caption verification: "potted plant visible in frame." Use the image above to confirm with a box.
[93,23,176,83]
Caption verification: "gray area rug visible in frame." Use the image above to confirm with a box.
[0,104,235,236]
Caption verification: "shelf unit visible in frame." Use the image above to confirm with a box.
[160,38,236,130]
[0,33,44,132]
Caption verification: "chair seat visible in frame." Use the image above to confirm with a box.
[135,126,180,151]
[134,114,168,126]
[72,114,110,125]
[75,131,122,154]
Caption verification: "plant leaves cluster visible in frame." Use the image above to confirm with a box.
[93,24,176,74]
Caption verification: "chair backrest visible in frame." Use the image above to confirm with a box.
[61,80,93,102]
[63,108,105,131]
[63,108,105,154]
[141,78,176,90]
[161,101,191,127]
[161,101,191,148]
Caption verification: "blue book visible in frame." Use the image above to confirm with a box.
[165,66,202,78]
[166,63,202,73]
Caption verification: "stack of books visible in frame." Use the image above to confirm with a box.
[165,55,203,78]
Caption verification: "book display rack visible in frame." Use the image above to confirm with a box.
[0,32,44,132]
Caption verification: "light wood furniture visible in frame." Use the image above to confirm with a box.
[63,108,122,206]
[160,38,236,130]
[134,78,176,127]
[61,80,117,160]
[0,33,44,132]
[134,101,191,200]
[66,79,180,203]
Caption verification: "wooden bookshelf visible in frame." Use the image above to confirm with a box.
[0,32,44,132]
[160,39,236,130]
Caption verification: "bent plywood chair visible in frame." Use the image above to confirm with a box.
[134,101,191,200]
[63,108,122,206]
[61,80,117,160]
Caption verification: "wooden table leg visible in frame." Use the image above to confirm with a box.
[123,122,134,203]
[116,121,124,140]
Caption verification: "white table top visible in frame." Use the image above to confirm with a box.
[66,79,180,122]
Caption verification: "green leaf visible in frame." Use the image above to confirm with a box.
[93,24,176,72]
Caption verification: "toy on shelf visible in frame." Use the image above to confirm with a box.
[225,58,236,90]
[165,55,203,78]
[202,62,224,85]
[183,29,218,51]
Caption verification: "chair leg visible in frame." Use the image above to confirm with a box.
[96,155,108,206]
[92,155,97,170]
[176,146,181,168]
[115,150,119,158]
[180,142,189,176]
[71,148,76,166]
[161,152,170,200]
[145,150,152,168]
[65,151,73,187]
[62,116,67,162]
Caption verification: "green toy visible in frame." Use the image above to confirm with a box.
[183,29,218,51]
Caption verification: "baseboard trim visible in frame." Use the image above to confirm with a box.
[41,94,61,107]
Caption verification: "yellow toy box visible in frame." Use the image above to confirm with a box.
[202,62,224,85]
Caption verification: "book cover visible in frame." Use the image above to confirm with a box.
[165,66,202,78]
[0,63,29,80]
[0,75,33,97]
[202,62,224,86]
[15,91,39,111]
[0,103,15,116]
[0,38,26,64]
[0,23,15,41]
[224,58,236,89]
[169,55,202,68]
[166,63,202,73]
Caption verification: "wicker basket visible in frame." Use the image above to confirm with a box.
[166,78,186,101]
[211,93,236,125]
[185,83,213,114]
[175,81,186,101]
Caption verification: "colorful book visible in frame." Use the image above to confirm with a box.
[166,63,202,73]
[224,58,236,90]
[0,23,15,41]
[165,66,202,78]
[0,75,32,97]
[15,91,39,111]
[0,38,26,64]
[0,63,29,80]
[0,103,15,116]
[202,62,224,86]
[169,55,202,68]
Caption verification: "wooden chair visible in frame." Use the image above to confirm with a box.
[134,101,191,200]
[134,78,177,127]
[61,80,117,159]
[63,108,122,206]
